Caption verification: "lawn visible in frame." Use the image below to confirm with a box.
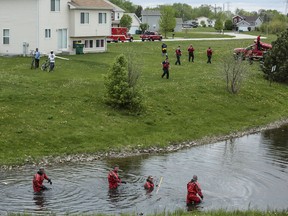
[1,36,288,165]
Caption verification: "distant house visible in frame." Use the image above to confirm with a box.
[195,16,215,27]
[109,0,125,27]
[141,10,182,33]
[0,0,117,55]
[174,18,183,32]
[232,15,263,31]
[125,13,141,34]
[141,10,161,32]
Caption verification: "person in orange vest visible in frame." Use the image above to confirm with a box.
[175,46,182,65]
[32,167,52,193]
[144,175,155,191]
[187,44,195,62]
[108,165,126,190]
[206,47,213,64]
[161,57,170,79]
[186,175,203,205]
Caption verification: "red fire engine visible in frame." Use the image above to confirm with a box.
[107,27,133,43]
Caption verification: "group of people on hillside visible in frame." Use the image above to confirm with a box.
[32,48,56,72]
[33,166,203,206]
[161,43,213,79]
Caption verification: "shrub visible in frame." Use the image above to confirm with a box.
[262,29,288,83]
[104,54,143,112]
[223,56,248,94]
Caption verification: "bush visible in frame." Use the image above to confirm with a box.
[224,20,233,30]
[104,54,143,112]
[223,56,248,94]
[262,29,288,83]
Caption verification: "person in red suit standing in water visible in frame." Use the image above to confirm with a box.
[32,167,52,193]
[108,165,126,190]
[144,175,155,191]
[186,175,203,205]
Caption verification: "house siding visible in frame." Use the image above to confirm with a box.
[0,0,113,55]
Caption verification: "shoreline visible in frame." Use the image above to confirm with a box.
[1,118,288,171]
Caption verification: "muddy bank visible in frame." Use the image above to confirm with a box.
[2,118,288,171]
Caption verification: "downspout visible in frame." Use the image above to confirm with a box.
[36,0,40,48]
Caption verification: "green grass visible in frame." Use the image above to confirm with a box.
[1,35,288,166]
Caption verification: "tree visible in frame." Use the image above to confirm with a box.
[105,54,142,111]
[109,0,136,13]
[223,56,248,94]
[140,23,149,33]
[135,5,142,19]
[173,3,193,21]
[214,18,223,31]
[159,5,176,38]
[120,14,132,30]
[262,29,288,83]
[200,20,206,27]
[224,19,233,30]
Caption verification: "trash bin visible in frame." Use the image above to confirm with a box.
[75,43,84,54]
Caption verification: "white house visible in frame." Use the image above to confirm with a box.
[108,0,125,27]
[233,15,263,31]
[0,0,117,56]
[195,16,215,27]
[124,13,141,34]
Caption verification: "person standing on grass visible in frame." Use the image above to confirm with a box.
[207,47,213,64]
[48,50,56,72]
[175,46,182,65]
[161,43,168,57]
[256,35,261,50]
[186,175,203,205]
[161,57,170,79]
[188,44,195,62]
[34,48,41,68]
[32,167,52,193]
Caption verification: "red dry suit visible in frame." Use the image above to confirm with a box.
[33,171,50,192]
[144,180,154,190]
[186,181,203,204]
[108,170,122,189]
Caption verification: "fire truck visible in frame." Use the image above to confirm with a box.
[107,27,133,43]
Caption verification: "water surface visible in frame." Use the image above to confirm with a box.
[0,125,288,215]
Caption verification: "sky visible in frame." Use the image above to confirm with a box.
[129,0,287,14]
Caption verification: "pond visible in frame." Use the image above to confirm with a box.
[0,125,288,215]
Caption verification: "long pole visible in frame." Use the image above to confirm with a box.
[156,176,163,194]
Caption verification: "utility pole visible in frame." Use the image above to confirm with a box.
[285,0,288,16]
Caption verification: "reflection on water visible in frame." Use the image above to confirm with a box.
[0,125,288,215]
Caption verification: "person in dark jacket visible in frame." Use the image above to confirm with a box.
[206,47,213,64]
[144,175,155,191]
[161,43,168,57]
[161,57,170,79]
[187,44,195,62]
[32,168,52,193]
[186,175,203,205]
[175,46,182,65]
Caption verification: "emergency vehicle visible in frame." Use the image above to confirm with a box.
[107,27,133,43]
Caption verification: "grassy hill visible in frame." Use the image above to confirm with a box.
[1,36,287,165]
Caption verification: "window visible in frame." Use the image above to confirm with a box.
[96,39,104,48]
[80,12,89,24]
[57,28,67,49]
[84,40,93,48]
[45,29,51,38]
[99,13,107,24]
[51,0,60,12]
[117,13,120,19]
[3,29,9,44]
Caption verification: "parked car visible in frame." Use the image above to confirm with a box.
[233,41,272,61]
[140,31,162,41]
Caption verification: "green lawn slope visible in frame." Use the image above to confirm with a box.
[1,37,287,165]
